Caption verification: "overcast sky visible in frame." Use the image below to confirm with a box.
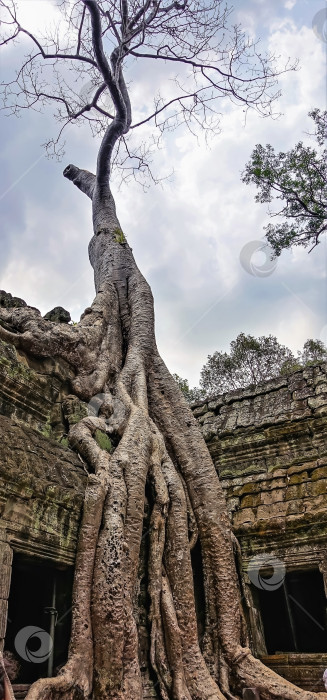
[0,0,326,386]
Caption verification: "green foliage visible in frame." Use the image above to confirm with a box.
[242,109,327,255]
[199,333,295,395]
[301,338,327,366]
[197,334,327,397]
[172,374,206,404]
[114,227,126,244]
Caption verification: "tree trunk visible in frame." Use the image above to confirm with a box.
[1,181,326,700]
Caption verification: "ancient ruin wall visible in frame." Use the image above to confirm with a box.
[194,364,327,548]
[194,364,327,691]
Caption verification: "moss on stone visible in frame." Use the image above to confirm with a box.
[40,417,52,438]
[95,429,113,453]
[68,410,87,426]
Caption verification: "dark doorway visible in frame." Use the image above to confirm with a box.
[256,568,327,654]
[5,554,73,684]
[191,540,206,644]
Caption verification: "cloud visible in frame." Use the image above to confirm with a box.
[285,0,297,10]
[0,1,325,387]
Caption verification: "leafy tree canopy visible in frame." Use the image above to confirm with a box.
[199,332,295,395]
[172,373,205,403]
[301,338,327,366]
[179,333,327,400]
[242,109,327,256]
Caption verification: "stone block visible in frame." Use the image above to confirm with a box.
[287,461,317,476]
[289,471,309,484]
[312,466,327,480]
[0,565,11,599]
[0,599,8,638]
[256,502,288,520]
[286,500,304,516]
[308,395,327,409]
[238,482,260,496]
[304,495,325,513]
[285,484,308,501]
[220,411,237,432]
[192,404,207,417]
[241,494,261,508]
[312,479,327,496]
[292,386,314,400]
[303,367,314,380]
[260,489,285,506]
[233,508,256,527]
[207,398,224,412]
[316,382,327,395]
[0,543,12,567]
[202,411,215,423]
[315,405,327,416]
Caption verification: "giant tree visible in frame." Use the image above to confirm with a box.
[0,1,324,699]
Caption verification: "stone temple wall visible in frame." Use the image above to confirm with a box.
[0,335,87,696]
[194,364,327,692]
[0,337,86,568]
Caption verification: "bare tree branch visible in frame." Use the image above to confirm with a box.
[0,0,295,184]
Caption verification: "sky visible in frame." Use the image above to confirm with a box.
[0,0,326,387]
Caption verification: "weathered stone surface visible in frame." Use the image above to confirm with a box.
[0,290,26,309]
[0,338,73,436]
[195,364,327,692]
[0,600,8,638]
[0,414,86,564]
[260,654,327,692]
[0,566,11,600]
[197,367,327,540]
[43,306,71,323]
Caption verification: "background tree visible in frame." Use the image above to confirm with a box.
[172,373,205,403]
[200,332,296,395]
[242,109,327,256]
[0,2,322,700]
[300,338,327,366]
[197,335,327,398]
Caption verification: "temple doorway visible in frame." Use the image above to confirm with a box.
[5,554,73,684]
